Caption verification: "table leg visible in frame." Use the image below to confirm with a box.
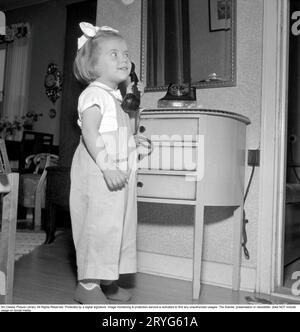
[25,208,34,229]
[34,191,42,231]
[193,203,205,299]
[232,205,243,291]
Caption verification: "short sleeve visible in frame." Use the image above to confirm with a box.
[78,87,105,116]
[77,86,118,133]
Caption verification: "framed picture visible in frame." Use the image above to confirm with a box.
[209,0,232,32]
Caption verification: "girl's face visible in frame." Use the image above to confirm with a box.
[95,37,131,89]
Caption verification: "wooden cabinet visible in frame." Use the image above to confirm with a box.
[137,109,250,299]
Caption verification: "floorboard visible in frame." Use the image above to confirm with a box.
[12,230,294,305]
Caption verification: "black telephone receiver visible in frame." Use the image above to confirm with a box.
[120,62,141,113]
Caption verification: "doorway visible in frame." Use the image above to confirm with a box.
[284,0,300,291]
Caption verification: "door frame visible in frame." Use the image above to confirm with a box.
[256,0,291,296]
[0,44,7,116]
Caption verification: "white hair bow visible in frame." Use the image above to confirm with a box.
[77,22,119,50]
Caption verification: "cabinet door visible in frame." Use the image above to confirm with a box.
[137,173,197,201]
[138,141,198,171]
[138,118,199,141]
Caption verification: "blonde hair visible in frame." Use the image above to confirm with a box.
[73,30,124,84]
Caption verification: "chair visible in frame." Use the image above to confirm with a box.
[19,131,54,172]
[0,139,19,304]
[18,153,59,231]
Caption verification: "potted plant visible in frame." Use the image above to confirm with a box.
[23,111,43,130]
[0,117,9,139]
[0,112,43,140]
[0,116,25,140]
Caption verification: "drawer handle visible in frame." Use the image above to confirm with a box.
[139,125,146,133]
[137,181,144,188]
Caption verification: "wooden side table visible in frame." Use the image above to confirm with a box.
[136,109,250,299]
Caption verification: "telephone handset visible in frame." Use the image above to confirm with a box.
[121,62,141,113]
[119,63,154,159]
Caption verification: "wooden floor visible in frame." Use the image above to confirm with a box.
[12,230,290,305]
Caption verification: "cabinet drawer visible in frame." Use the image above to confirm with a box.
[138,142,197,171]
[138,118,199,140]
[137,174,196,200]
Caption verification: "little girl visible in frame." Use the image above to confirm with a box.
[70,22,141,304]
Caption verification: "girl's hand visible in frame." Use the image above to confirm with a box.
[126,81,134,94]
[137,82,145,96]
[126,81,145,97]
[102,164,128,191]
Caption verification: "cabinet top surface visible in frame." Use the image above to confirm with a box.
[141,108,251,125]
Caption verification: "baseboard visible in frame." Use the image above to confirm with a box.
[137,251,256,292]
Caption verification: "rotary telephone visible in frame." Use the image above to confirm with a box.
[119,62,153,160]
[120,62,140,112]
[159,83,196,101]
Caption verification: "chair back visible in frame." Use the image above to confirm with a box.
[19,131,54,171]
[24,153,59,174]
[18,153,59,229]
[0,139,11,174]
[0,139,12,194]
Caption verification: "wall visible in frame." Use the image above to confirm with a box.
[6,0,90,145]
[97,0,263,287]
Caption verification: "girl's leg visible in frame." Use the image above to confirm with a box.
[70,143,123,281]
[118,168,138,275]
[70,145,108,304]
[100,165,138,303]
[70,141,133,303]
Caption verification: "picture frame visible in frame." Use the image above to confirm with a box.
[209,0,232,32]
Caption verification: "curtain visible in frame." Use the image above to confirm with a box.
[147,0,191,87]
[2,24,31,121]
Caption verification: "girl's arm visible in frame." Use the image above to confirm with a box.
[81,106,128,190]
